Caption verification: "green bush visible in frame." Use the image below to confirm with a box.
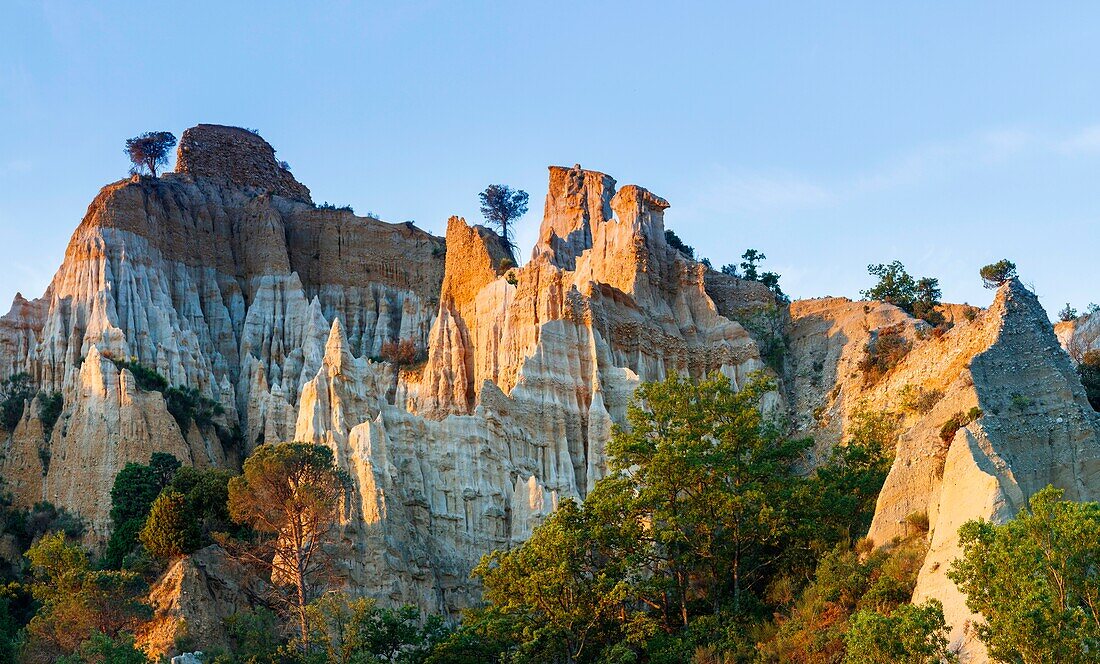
[1077,350,1100,412]
[843,600,955,663]
[0,373,34,432]
[979,259,1017,289]
[140,490,200,560]
[111,359,168,392]
[938,407,983,444]
[665,229,695,258]
[897,384,942,414]
[165,385,223,434]
[107,359,222,435]
[37,391,62,439]
[859,324,911,383]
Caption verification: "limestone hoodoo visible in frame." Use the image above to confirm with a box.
[2,127,1099,663]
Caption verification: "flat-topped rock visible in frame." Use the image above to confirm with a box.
[175,124,312,202]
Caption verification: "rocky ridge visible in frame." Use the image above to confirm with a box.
[0,125,1097,663]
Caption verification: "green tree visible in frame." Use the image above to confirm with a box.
[301,592,447,664]
[139,490,200,560]
[473,497,638,663]
[226,442,349,650]
[478,184,529,252]
[862,261,917,311]
[22,533,149,662]
[0,373,34,432]
[55,630,149,664]
[861,263,944,325]
[843,600,955,664]
[980,259,1017,289]
[104,455,179,568]
[740,249,766,281]
[169,466,239,543]
[948,486,1100,663]
[124,131,176,177]
[608,373,811,622]
[1077,350,1100,412]
[911,277,944,326]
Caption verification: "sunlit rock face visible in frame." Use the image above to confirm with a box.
[5,126,1097,663]
[785,282,1100,662]
[0,137,770,616]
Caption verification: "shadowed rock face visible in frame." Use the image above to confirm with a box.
[2,126,1098,663]
[176,124,313,202]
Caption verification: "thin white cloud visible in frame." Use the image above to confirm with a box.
[689,172,837,215]
[682,123,1100,219]
[1058,125,1100,154]
[0,160,33,176]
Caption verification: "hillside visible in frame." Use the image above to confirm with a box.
[1,124,1097,662]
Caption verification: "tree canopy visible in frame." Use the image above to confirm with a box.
[124,131,176,177]
[949,486,1100,663]
[465,372,894,663]
[478,184,529,252]
[979,259,1017,289]
[861,261,943,325]
[226,442,349,650]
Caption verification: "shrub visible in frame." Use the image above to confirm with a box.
[0,373,34,432]
[1059,303,1079,322]
[844,600,955,664]
[13,501,86,547]
[380,338,422,366]
[905,511,930,534]
[37,391,62,439]
[735,304,786,372]
[939,407,983,444]
[140,490,200,560]
[980,259,1017,289]
[165,385,223,434]
[858,324,911,383]
[316,202,354,212]
[111,359,168,392]
[1078,350,1100,412]
[109,360,221,434]
[665,229,695,258]
[898,384,943,415]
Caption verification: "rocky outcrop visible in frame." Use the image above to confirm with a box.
[1056,311,1100,362]
[0,129,443,530]
[176,124,312,202]
[292,164,767,614]
[137,546,264,660]
[4,125,1098,662]
[787,282,1100,662]
[0,138,770,617]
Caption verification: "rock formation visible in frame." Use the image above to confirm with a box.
[785,284,1100,661]
[1,125,1098,663]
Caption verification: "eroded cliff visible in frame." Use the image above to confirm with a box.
[2,125,1097,663]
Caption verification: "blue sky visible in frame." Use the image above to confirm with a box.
[1,1,1098,318]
